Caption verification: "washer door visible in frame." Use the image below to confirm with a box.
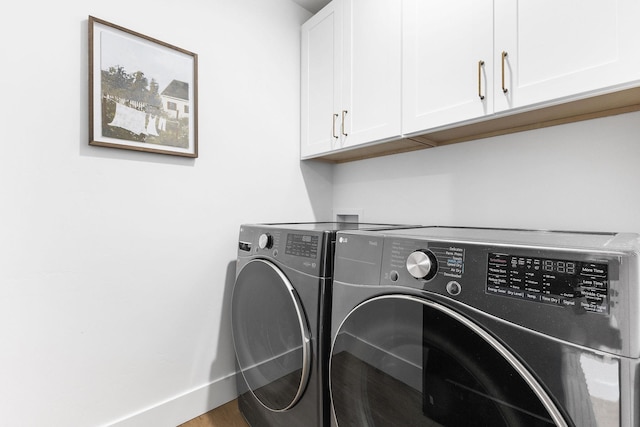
[330,295,568,427]
[231,259,311,412]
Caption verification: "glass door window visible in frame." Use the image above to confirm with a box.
[330,295,566,426]
[232,259,311,411]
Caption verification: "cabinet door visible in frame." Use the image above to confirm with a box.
[339,0,402,149]
[402,0,494,135]
[301,2,342,158]
[495,0,640,112]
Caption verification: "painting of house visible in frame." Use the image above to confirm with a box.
[162,80,190,120]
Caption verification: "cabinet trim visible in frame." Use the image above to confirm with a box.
[305,86,640,163]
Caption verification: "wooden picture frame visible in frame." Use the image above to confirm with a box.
[89,16,198,158]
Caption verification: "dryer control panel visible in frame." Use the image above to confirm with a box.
[285,233,319,258]
[486,252,609,314]
[238,227,324,275]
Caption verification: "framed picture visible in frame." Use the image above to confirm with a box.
[89,16,198,158]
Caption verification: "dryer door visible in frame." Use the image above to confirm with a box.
[232,259,311,412]
[330,295,568,427]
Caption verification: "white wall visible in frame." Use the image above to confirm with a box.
[333,111,640,233]
[0,1,332,426]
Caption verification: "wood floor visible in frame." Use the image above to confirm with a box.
[179,399,249,427]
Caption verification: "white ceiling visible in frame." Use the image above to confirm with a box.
[291,0,330,14]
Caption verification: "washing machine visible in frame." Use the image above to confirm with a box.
[329,226,640,427]
[231,222,413,427]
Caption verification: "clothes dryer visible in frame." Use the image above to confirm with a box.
[231,222,412,427]
[329,227,640,426]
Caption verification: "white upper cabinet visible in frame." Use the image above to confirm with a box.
[303,0,640,162]
[402,0,494,135]
[301,2,341,158]
[301,0,401,159]
[494,0,640,112]
[403,0,640,136]
[342,0,402,149]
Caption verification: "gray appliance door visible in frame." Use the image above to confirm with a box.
[330,295,568,427]
[232,259,311,412]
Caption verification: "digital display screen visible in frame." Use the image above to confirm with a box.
[486,253,608,314]
[542,259,576,274]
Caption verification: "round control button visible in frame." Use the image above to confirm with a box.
[258,233,273,249]
[446,281,462,296]
[390,270,399,282]
[406,249,438,281]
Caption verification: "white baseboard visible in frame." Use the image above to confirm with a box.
[105,372,238,427]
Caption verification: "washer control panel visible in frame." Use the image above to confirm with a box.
[337,228,640,355]
[486,252,609,314]
[381,237,615,316]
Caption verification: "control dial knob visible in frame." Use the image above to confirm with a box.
[258,233,273,249]
[406,249,438,280]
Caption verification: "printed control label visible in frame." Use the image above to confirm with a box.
[431,246,465,278]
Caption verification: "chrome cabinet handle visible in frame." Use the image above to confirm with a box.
[341,110,348,136]
[332,113,339,139]
[501,51,509,93]
[478,60,485,100]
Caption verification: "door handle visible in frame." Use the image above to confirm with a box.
[478,60,485,100]
[332,113,339,139]
[501,51,509,93]
[341,110,348,136]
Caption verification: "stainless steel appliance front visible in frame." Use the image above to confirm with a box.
[329,227,640,426]
[231,222,414,427]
